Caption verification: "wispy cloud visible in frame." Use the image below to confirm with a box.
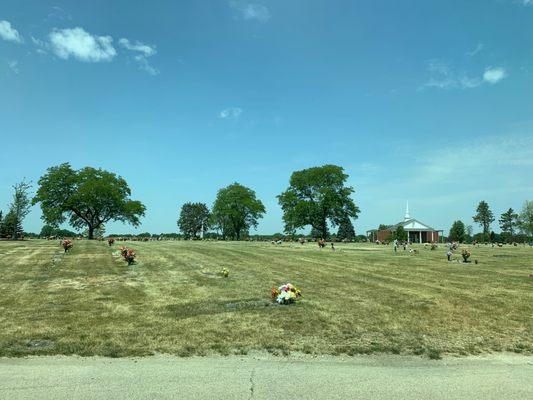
[421,60,481,90]
[483,67,507,84]
[229,1,271,22]
[119,38,159,75]
[0,20,22,43]
[8,60,19,74]
[421,60,507,90]
[49,27,116,62]
[218,107,242,119]
[46,6,72,22]
[415,134,533,185]
[466,43,484,57]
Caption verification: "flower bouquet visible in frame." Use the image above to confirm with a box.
[61,239,73,253]
[221,267,229,278]
[108,237,115,246]
[461,249,471,263]
[271,283,302,305]
[119,246,136,265]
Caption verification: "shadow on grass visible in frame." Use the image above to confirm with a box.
[165,298,293,320]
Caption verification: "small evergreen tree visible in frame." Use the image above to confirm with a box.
[392,225,408,241]
[499,208,518,239]
[473,200,494,240]
[337,218,355,241]
[0,210,23,239]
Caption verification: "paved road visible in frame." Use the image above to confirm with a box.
[1,354,532,399]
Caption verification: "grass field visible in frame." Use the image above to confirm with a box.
[0,240,531,359]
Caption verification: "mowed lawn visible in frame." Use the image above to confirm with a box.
[0,240,531,359]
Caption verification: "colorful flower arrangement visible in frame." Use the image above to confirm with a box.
[61,239,73,253]
[119,246,136,265]
[221,267,229,278]
[271,283,302,305]
[461,249,471,263]
[108,237,115,246]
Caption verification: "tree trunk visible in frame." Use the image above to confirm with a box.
[88,226,94,240]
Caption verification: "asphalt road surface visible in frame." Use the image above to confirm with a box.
[1,353,532,399]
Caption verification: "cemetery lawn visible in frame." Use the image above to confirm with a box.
[0,240,531,359]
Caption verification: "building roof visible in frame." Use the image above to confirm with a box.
[391,218,436,231]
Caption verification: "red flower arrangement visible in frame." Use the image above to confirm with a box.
[119,246,136,265]
[61,239,73,253]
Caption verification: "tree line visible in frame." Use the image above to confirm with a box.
[1,163,532,242]
[1,163,359,241]
[448,200,533,243]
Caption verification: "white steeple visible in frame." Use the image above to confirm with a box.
[404,201,410,221]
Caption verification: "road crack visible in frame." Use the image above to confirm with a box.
[248,367,255,399]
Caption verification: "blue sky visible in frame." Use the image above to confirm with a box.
[1,0,532,235]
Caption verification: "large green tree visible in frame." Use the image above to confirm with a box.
[32,163,146,240]
[178,202,211,239]
[277,165,360,239]
[211,183,265,240]
[499,208,518,238]
[517,200,533,237]
[449,220,466,242]
[472,201,494,238]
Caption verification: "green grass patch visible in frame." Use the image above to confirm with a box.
[0,240,531,358]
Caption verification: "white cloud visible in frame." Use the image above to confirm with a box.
[483,67,507,84]
[8,60,19,74]
[0,20,22,43]
[119,38,159,75]
[421,61,508,90]
[229,2,271,22]
[119,38,156,57]
[49,27,116,62]
[218,107,242,119]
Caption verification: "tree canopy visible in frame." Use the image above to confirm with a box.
[178,202,210,239]
[449,220,466,242]
[0,180,32,239]
[277,165,359,239]
[473,200,494,238]
[518,200,533,237]
[32,163,146,239]
[337,218,356,241]
[392,225,408,241]
[211,183,265,240]
[499,208,518,239]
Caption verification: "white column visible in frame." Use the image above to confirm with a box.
[419,231,422,243]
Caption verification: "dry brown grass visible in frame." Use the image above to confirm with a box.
[0,239,531,358]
